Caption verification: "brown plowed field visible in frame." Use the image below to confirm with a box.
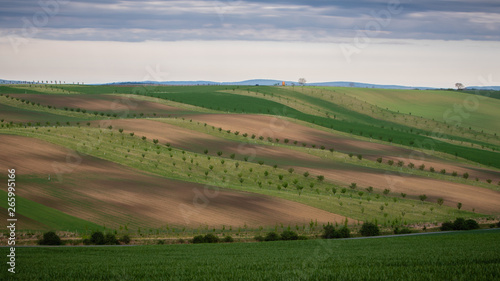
[9,94,184,115]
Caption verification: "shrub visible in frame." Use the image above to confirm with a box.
[453,218,467,230]
[203,233,220,243]
[338,226,351,238]
[192,235,205,244]
[393,227,412,234]
[38,231,62,245]
[104,233,119,245]
[440,221,454,231]
[223,236,234,243]
[360,222,380,237]
[280,230,299,241]
[322,224,338,239]
[254,235,265,242]
[264,232,280,241]
[90,231,105,245]
[119,235,131,244]
[464,219,479,230]
[441,218,480,231]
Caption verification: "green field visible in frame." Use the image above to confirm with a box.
[0,189,103,233]
[1,229,498,280]
[331,87,500,134]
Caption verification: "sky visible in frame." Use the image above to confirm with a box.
[1,0,500,87]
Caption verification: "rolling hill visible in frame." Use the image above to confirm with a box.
[0,84,498,242]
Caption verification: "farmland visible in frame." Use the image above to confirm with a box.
[0,84,499,242]
[1,229,499,280]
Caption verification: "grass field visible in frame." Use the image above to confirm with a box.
[1,229,498,280]
[330,87,500,134]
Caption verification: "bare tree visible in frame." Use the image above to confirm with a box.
[455,83,465,90]
[298,78,307,86]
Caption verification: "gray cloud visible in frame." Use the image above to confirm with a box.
[1,0,499,42]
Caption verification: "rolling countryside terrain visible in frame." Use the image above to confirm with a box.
[1,84,499,279]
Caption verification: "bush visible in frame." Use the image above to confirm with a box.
[104,233,119,245]
[297,235,308,240]
[254,235,265,242]
[322,224,339,239]
[90,231,105,245]
[280,230,299,241]
[464,219,480,230]
[223,235,234,243]
[119,235,131,244]
[264,232,280,241]
[441,218,480,231]
[453,218,467,230]
[192,234,220,244]
[38,231,62,245]
[338,226,351,238]
[393,227,413,234]
[360,222,380,237]
[82,238,92,245]
[322,224,350,239]
[192,235,205,244]
[204,233,220,243]
[440,221,454,231]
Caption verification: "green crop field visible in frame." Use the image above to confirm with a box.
[329,87,500,134]
[1,229,498,280]
[0,188,103,233]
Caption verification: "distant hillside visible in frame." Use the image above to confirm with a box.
[466,86,500,91]
[105,79,435,89]
[3,78,499,91]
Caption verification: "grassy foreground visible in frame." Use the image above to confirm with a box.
[2,229,499,280]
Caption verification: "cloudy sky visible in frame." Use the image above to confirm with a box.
[1,0,499,87]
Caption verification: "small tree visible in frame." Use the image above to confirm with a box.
[419,194,427,202]
[457,202,462,210]
[437,198,444,206]
[317,175,325,182]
